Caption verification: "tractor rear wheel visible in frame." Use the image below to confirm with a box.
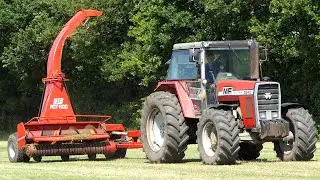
[141,91,189,163]
[197,109,240,165]
[7,133,30,163]
[238,143,263,160]
[274,107,317,161]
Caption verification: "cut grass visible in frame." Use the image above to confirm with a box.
[1,141,320,180]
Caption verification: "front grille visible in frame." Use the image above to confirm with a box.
[255,83,281,121]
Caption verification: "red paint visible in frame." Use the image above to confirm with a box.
[17,123,26,149]
[40,10,102,120]
[239,96,256,128]
[127,130,141,138]
[117,143,143,149]
[155,81,197,118]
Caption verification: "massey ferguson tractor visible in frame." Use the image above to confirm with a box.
[140,40,317,165]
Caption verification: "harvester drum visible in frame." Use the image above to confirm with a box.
[7,9,142,163]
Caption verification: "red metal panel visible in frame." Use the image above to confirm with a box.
[104,124,125,132]
[217,80,256,91]
[239,96,256,128]
[155,81,196,118]
[32,134,110,143]
[116,142,143,149]
[127,130,141,137]
[17,122,26,149]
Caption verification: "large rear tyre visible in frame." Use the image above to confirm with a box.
[238,143,263,161]
[197,109,240,165]
[7,133,30,163]
[141,91,189,163]
[274,107,317,161]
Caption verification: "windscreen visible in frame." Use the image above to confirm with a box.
[205,47,250,82]
[167,50,198,80]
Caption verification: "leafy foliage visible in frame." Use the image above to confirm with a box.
[0,0,320,131]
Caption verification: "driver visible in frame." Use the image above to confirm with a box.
[205,53,225,82]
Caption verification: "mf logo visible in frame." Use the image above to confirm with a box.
[264,93,272,100]
[222,87,233,95]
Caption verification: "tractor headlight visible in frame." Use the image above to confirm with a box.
[259,111,266,119]
[272,111,278,118]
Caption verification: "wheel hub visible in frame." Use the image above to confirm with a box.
[202,122,218,157]
[147,109,165,152]
[9,144,16,158]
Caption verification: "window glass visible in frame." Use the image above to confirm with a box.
[167,50,198,80]
[205,48,250,82]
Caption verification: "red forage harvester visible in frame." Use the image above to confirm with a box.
[7,9,142,163]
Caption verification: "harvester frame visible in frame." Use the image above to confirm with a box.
[7,9,142,163]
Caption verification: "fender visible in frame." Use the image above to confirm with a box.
[281,103,302,110]
[155,81,197,118]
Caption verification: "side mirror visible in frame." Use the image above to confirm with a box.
[189,48,201,62]
[259,46,268,62]
[165,59,171,65]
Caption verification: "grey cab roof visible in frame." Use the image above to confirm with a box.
[172,40,254,50]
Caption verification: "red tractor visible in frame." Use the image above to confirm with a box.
[140,40,317,165]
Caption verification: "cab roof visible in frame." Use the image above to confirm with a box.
[172,40,254,50]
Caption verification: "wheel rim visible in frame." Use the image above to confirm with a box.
[147,108,165,152]
[202,122,218,157]
[9,143,16,159]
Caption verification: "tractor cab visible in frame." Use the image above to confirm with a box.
[167,40,259,82]
[166,40,260,114]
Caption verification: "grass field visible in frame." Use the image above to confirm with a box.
[1,141,320,180]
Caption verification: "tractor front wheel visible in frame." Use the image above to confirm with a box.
[141,91,189,163]
[197,109,240,165]
[7,133,30,163]
[274,107,317,161]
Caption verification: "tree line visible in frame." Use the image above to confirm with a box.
[0,0,320,132]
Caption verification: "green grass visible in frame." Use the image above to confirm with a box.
[1,142,320,180]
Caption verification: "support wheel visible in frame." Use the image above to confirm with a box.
[33,156,42,162]
[7,133,30,163]
[141,91,189,163]
[105,149,127,159]
[61,155,70,161]
[88,154,96,160]
[197,109,240,165]
[238,143,263,160]
[274,107,317,161]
